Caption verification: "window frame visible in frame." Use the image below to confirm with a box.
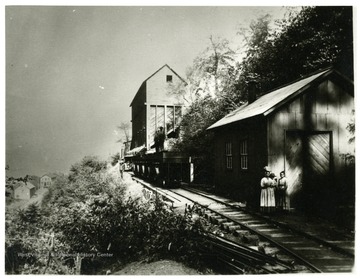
[239,139,248,170]
[225,142,233,170]
[166,75,173,82]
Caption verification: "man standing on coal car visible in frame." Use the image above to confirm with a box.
[154,126,165,153]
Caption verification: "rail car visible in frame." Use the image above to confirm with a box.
[129,151,193,187]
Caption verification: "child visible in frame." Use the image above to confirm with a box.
[277,171,288,211]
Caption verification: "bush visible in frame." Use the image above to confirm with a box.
[6,156,207,274]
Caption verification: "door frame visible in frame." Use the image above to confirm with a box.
[284,129,333,209]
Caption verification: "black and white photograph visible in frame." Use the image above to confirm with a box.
[3,1,357,275]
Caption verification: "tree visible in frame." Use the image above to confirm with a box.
[346,109,355,144]
[116,122,131,144]
[167,36,242,110]
[188,36,239,100]
[237,6,353,97]
[170,37,244,183]
[6,153,210,274]
[173,7,354,184]
[68,156,107,182]
[110,152,121,166]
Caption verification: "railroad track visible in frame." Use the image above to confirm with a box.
[171,186,355,273]
[131,176,354,273]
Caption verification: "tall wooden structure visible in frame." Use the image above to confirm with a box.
[129,64,186,151]
[208,68,354,214]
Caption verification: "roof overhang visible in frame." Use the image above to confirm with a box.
[207,68,352,131]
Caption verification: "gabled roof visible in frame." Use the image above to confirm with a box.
[130,64,186,107]
[41,173,59,180]
[14,181,36,190]
[144,64,186,84]
[207,68,353,130]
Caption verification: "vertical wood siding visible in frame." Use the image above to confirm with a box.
[146,67,184,105]
[213,76,353,210]
[268,79,353,176]
[267,79,354,209]
[308,133,330,176]
[144,67,185,149]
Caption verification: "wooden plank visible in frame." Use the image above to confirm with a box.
[327,80,340,113]
[315,80,329,113]
[316,113,327,130]
[307,133,330,176]
[285,132,303,196]
[289,97,301,113]
[268,113,284,156]
[295,113,304,129]
[338,83,354,114]
[287,112,297,130]
[309,134,330,161]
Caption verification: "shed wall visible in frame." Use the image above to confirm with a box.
[267,79,354,210]
[131,83,147,148]
[212,76,354,211]
[214,118,267,204]
[268,79,354,175]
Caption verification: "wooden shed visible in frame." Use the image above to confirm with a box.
[14,182,36,200]
[129,64,186,152]
[207,68,354,215]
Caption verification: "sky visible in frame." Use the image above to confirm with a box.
[3,3,314,178]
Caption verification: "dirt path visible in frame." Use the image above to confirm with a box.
[112,260,203,275]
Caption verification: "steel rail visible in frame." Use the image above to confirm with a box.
[131,176,181,203]
[198,234,282,274]
[203,232,295,273]
[170,188,322,273]
[132,177,284,274]
[182,185,355,258]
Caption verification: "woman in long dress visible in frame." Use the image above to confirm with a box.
[260,167,273,213]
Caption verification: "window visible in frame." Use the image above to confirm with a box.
[150,105,182,144]
[156,106,165,130]
[175,106,182,126]
[166,75,173,82]
[150,106,156,141]
[166,106,174,132]
[225,142,233,169]
[240,139,248,170]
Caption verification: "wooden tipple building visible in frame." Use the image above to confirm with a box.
[127,64,193,185]
[208,69,354,216]
[129,64,186,152]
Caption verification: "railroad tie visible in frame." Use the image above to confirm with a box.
[220,221,235,231]
[234,229,251,237]
[211,217,228,225]
[227,225,242,233]
[242,234,260,245]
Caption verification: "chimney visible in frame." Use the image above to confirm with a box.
[247,80,258,104]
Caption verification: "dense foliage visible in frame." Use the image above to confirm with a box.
[174,6,353,183]
[5,156,206,274]
[6,6,354,274]
[238,6,353,96]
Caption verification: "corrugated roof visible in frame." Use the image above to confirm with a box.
[207,69,332,130]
